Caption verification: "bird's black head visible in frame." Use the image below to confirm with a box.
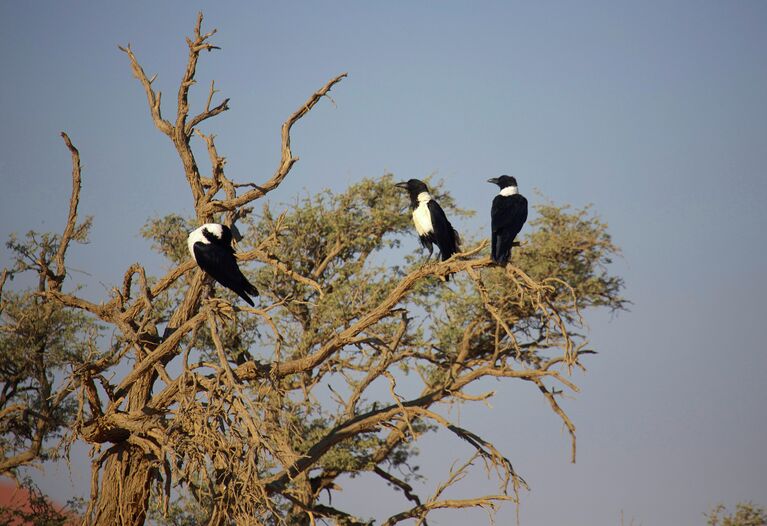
[487,175,518,189]
[395,178,430,207]
[395,178,429,196]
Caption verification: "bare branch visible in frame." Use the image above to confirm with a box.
[186,97,230,136]
[238,248,324,297]
[373,466,423,507]
[113,309,209,399]
[203,72,348,214]
[176,12,221,138]
[50,132,82,290]
[382,495,514,526]
[533,378,577,463]
[118,45,173,136]
[46,290,109,318]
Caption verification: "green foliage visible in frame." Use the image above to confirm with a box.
[518,201,626,313]
[0,290,93,451]
[137,176,626,520]
[1,227,100,474]
[707,502,767,526]
[424,200,626,372]
[4,220,91,277]
[140,214,196,266]
[138,174,469,363]
[243,174,468,344]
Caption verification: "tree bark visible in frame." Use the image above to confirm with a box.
[91,353,158,525]
[92,445,154,526]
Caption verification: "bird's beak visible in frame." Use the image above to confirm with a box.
[231,224,244,243]
[487,177,499,185]
[394,181,410,190]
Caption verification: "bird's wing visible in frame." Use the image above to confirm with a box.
[427,200,460,259]
[193,242,245,292]
[491,194,528,237]
[491,195,528,263]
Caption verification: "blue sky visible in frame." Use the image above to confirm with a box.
[1,2,766,525]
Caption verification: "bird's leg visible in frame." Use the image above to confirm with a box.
[421,245,434,266]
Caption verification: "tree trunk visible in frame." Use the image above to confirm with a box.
[92,445,154,526]
[90,353,158,526]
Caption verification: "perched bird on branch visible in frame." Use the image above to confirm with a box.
[395,179,461,271]
[187,223,259,306]
[488,175,528,265]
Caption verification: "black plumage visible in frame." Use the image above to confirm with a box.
[395,179,461,263]
[187,223,259,306]
[488,175,528,265]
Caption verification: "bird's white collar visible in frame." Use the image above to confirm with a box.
[417,192,432,203]
[499,186,518,196]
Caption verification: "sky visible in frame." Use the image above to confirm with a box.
[1,1,766,525]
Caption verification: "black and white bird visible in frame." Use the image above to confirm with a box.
[395,179,461,264]
[488,175,528,265]
[187,223,259,306]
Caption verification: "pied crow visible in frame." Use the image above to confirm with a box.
[488,175,528,265]
[187,223,259,306]
[395,179,461,265]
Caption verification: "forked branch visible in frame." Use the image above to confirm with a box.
[203,72,348,214]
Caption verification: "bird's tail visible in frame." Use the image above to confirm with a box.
[237,279,259,307]
[440,228,461,261]
[441,250,455,281]
[245,280,259,297]
[237,291,255,307]
[441,230,462,281]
